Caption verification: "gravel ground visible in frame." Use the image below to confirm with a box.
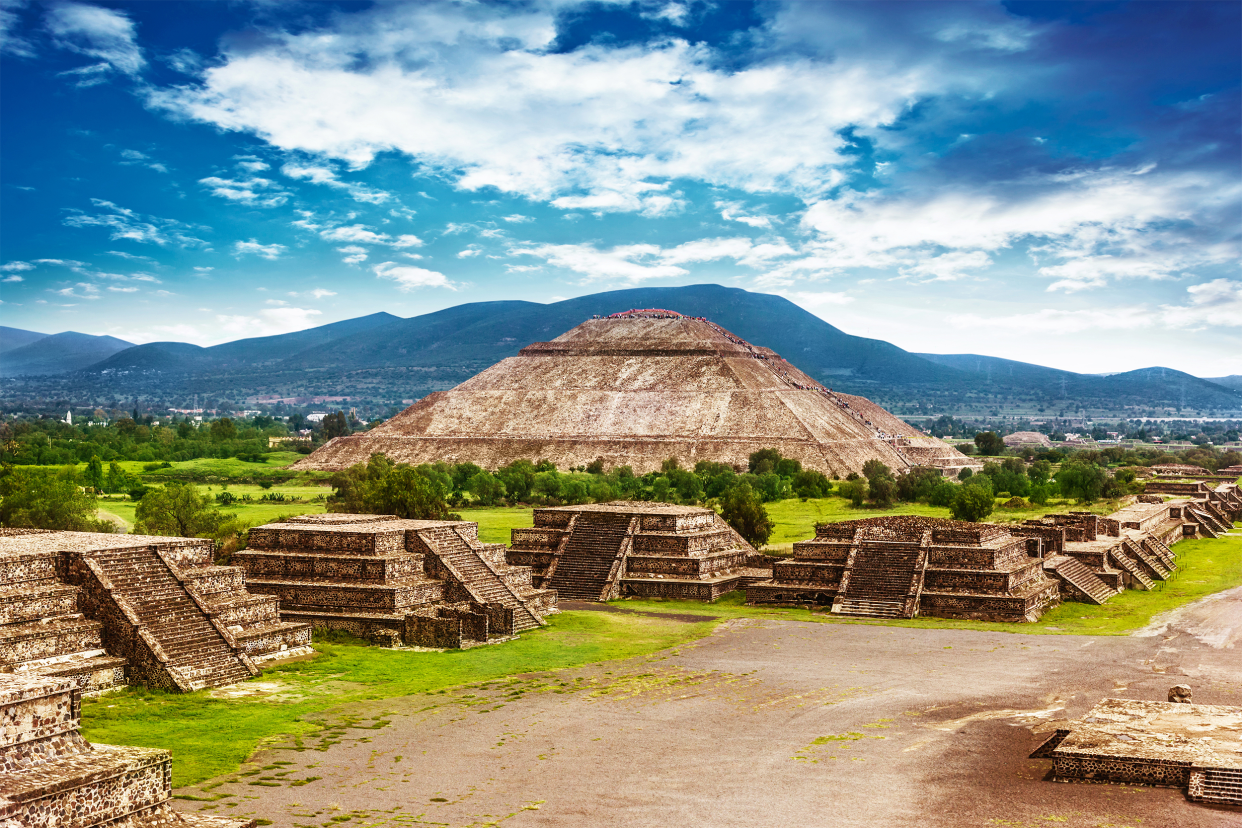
[176,588,1242,828]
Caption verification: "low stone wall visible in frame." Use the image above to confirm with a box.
[1051,754,1192,787]
[233,551,423,584]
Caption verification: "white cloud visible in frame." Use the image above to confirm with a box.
[193,266,213,273]
[107,285,138,292]
[1,0,35,58]
[217,306,323,337]
[281,162,391,203]
[62,199,207,247]
[198,176,288,207]
[337,245,367,265]
[1,261,33,271]
[392,234,423,248]
[1161,279,1242,329]
[512,236,797,283]
[53,282,101,300]
[456,246,481,258]
[147,2,989,215]
[319,224,388,244]
[119,148,168,173]
[373,261,455,291]
[899,251,992,283]
[234,156,270,173]
[717,200,773,229]
[233,239,286,260]
[45,1,144,76]
[502,214,533,223]
[2,275,23,283]
[309,288,337,299]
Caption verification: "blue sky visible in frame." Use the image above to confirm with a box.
[1,0,1238,375]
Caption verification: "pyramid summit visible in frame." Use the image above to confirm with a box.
[293,310,975,477]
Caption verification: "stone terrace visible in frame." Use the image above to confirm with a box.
[0,672,253,828]
[508,501,770,602]
[239,514,556,648]
[0,530,310,693]
[1031,697,1242,806]
[747,516,1059,622]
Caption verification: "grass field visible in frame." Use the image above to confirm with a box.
[81,610,716,788]
[97,482,328,531]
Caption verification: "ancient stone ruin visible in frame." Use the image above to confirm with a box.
[292,310,978,478]
[0,529,310,693]
[506,502,770,601]
[238,514,556,648]
[746,516,1059,621]
[1031,693,1242,806]
[0,672,253,827]
[747,486,1240,620]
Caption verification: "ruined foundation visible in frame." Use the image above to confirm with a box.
[238,514,556,648]
[1031,697,1242,806]
[508,502,769,601]
[0,673,253,827]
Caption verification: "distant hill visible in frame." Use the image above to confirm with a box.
[3,286,1239,416]
[0,331,133,377]
[90,312,401,374]
[917,354,1241,412]
[0,326,48,356]
[1207,375,1242,392]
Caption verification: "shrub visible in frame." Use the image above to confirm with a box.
[950,485,995,522]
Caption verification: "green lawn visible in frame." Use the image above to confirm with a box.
[81,610,715,788]
[457,506,535,544]
[97,482,328,531]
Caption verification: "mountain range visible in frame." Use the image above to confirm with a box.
[2,285,1239,416]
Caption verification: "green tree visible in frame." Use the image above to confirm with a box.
[748,448,782,475]
[84,455,104,491]
[1055,462,1109,503]
[868,474,898,509]
[326,454,456,520]
[209,418,237,442]
[838,477,868,507]
[0,467,112,531]
[321,411,350,440]
[791,469,832,498]
[134,482,226,537]
[974,431,1006,456]
[719,482,773,547]
[466,471,506,506]
[950,485,994,522]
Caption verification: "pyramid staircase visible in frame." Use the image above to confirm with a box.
[0,570,127,694]
[0,673,251,828]
[1107,546,1155,590]
[1141,535,1176,570]
[832,529,928,619]
[421,527,544,633]
[1191,767,1242,806]
[82,548,254,691]
[1121,538,1173,581]
[1192,505,1230,537]
[549,513,634,600]
[1043,555,1117,604]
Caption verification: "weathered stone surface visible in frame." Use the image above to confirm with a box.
[0,673,252,828]
[0,530,312,693]
[507,501,764,602]
[240,514,556,647]
[292,311,977,478]
[1031,697,1242,806]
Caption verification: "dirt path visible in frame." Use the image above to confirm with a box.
[96,508,130,532]
[175,612,1242,828]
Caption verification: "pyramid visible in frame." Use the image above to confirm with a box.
[293,310,976,477]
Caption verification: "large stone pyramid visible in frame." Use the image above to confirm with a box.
[293,310,975,477]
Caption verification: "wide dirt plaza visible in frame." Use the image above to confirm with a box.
[173,587,1242,828]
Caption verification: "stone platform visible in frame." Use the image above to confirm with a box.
[0,530,311,693]
[0,673,253,828]
[747,516,1059,622]
[507,501,767,602]
[239,514,556,648]
[1031,697,1242,806]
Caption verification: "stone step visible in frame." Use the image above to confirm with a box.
[833,599,904,618]
[1046,555,1115,604]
